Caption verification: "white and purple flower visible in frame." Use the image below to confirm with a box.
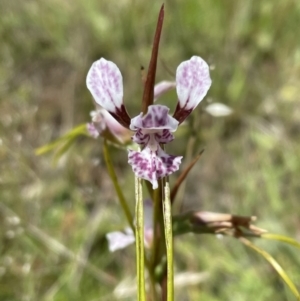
[86,56,211,189]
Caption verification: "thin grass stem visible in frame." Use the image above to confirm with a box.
[103,139,134,231]
[162,181,174,301]
[135,174,146,301]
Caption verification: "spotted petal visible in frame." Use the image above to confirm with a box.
[132,128,174,146]
[130,105,178,132]
[132,129,150,146]
[154,129,174,144]
[86,58,131,128]
[128,146,182,189]
[173,56,212,123]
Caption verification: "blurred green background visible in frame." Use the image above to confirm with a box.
[0,0,300,300]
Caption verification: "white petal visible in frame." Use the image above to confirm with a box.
[205,103,233,117]
[106,228,135,252]
[176,56,212,110]
[98,109,129,137]
[86,58,124,113]
[154,81,176,101]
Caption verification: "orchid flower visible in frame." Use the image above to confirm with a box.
[87,81,176,142]
[86,56,211,189]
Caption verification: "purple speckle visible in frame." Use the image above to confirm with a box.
[128,146,182,189]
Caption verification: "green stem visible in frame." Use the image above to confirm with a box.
[102,140,134,231]
[135,175,146,301]
[162,181,174,301]
[151,185,161,267]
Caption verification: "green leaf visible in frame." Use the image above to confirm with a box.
[52,136,76,165]
[35,124,88,156]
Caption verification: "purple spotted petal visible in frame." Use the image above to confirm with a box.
[86,58,131,128]
[155,129,174,144]
[173,56,212,123]
[132,129,150,146]
[132,129,174,146]
[130,105,178,132]
[128,146,182,189]
[86,59,123,112]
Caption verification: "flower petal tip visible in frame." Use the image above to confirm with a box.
[86,58,131,128]
[86,58,123,112]
[174,56,212,123]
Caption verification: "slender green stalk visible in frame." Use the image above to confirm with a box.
[135,175,146,301]
[151,185,161,267]
[261,233,300,250]
[104,141,155,298]
[102,140,134,231]
[162,181,174,301]
[239,237,300,299]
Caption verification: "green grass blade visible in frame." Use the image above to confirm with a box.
[102,140,134,231]
[35,124,88,156]
[262,233,300,250]
[163,181,174,301]
[135,175,146,301]
[52,137,76,165]
[239,237,300,300]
